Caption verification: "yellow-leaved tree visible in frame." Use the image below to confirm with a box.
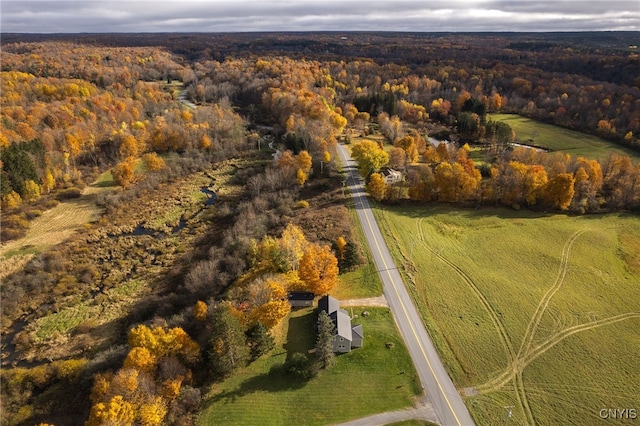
[23,180,41,203]
[279,223,309,270]
[335,236,347,262]
[193,300,208,321]
[123,347,157,373]
[367,173,387,202]
[298,244,339,295]
[142,152,166,171]
[249,278,291,328]
[86,395,135,426]
[351,139,389,175]
[138,397,167,426]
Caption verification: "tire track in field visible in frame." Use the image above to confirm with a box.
[478,312,640,392]
[415,217,517,365]
[517,229,589,359]
[413,217,535,422]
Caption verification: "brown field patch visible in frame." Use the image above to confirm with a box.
[0,185,108,275]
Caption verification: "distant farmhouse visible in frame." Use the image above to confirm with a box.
[378,167,403,184]
[318,295,363,353]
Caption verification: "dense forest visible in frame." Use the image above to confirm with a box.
[0,32,638,425]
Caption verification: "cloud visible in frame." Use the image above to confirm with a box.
[1,0,638,33]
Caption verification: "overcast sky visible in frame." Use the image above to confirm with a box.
[1,0,639,33]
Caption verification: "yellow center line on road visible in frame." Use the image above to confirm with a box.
[347,164,464,426]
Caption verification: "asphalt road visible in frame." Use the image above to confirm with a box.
[337,143,475,426]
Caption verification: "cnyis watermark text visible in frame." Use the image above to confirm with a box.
[599,408,637,420]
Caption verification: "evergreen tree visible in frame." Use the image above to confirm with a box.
[315,311,336,369]
[209,304,250,378]
[247,322,275,360]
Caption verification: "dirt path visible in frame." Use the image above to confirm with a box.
[340,295,389,308]
[335,398,440,426]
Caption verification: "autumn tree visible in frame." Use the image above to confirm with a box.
[112,159,136,189]
[279,223,309,271]
[42,169,55,194]
[138,397,167,426]
[248,278,291,329]
[298,244,339,295]
[542,173,576,210]
[388,147,407,170]
[142,152,166,171]
[86,395,135,426]
[123,347,157,374]
[367,172,387,202]
[193,300,208,322]
[22,179,41,203]
[524,165,548,205]
[335,237,347,263]
[407,164,436,201]
[435,142,451,163]
[119,133,140,159]
[393,135,419,164]
[128,325,200,364]
[1,190,22,209]
[350,139,389,175]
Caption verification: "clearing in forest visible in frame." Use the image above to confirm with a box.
[0,181,110,279]
[489,113,640,161]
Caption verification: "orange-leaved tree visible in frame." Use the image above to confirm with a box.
[112,159,136,189]
[298,244,339,295]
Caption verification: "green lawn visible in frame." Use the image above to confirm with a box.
[373,203,640,426]
[333,200,384,300]
[198,308,421,425]
[489,114,640,162]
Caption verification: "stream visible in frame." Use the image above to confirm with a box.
[0,184,217,368]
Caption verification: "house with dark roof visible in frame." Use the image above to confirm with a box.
[288,291,315,308]
[318,295,363,353]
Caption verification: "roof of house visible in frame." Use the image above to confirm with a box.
[351,324,364,339]
[318,295,340,315]
[330,310,353,341]
[379,167,401,177]
[288,291,315,301]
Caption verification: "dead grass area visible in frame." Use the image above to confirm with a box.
[291,175,354,244]
[0,184,109,277]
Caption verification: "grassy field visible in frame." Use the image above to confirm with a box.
[332,199,385,300]
[198,308,421,425]
[373,203,640,426]
[489,114,640,162]
[0,181,110,279]
[0,189,104,259]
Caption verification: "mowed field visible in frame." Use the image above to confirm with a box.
[489,114,640,162]
[0,184,108,279]
[373,204,640,425]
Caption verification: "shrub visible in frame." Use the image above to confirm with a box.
[294,200,309,209]
[284,352,316,380]
[56,187,82,200]
[44,199,60,208]
[25,209,43,220]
